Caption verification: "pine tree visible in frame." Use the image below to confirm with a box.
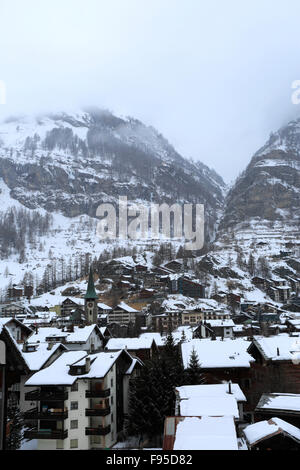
[6,405,24,450]
[185,347,205,385]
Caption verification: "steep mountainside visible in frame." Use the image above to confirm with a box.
[220,119,300,232]
[0,108,225,239]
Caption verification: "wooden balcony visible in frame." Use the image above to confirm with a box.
[85,407,111,417]
[24,407,68,420]
[85,425,111,436]
[24,428,68,440]
[85,388,110,398]
[25,389,68,401]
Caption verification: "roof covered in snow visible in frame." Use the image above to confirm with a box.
[105,337,156,351]
[173,416,238,450]
[256,393,300,413]
[25,349,129,386]
[181,338,254,369]
[176,383,246,402]
[243,418,300,446]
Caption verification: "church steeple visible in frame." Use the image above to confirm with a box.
[84,268,98,300]
[84,268,98,324]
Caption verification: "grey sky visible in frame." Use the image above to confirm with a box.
[1,0,300,183]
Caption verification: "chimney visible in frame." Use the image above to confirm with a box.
[277,347,280,356]
[228,380,233,395]
[47,342,54,351]
[35,325,38,335]
[22,341,28,352]
[85,357,91,373]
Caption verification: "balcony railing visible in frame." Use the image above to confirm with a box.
[85,407,111,417]
[25,389,68,401]
[85,388,110,398]
[85,426,111,436]
[24,428,68,440]
[24,408,68,420]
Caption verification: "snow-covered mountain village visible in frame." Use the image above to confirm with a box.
[0,107,300,452]
[2,1,300,457]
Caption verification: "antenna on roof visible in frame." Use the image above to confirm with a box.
[228,380,233,395]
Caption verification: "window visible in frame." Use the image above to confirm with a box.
[111,413,114,422]
[70,439,78,449]
[71,420,78,429]
[111,378,113,387]
[111,396,113,405]
[71,382,78,392]
[71,401,78,410]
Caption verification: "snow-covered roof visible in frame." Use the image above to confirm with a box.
[117,302,138,313]
[252,334,300,361]
[176,383,246,402]
[181,338,254,369]
[173,416,238,450]
[25,349,127,386]
[105,337,155,351]
[256,393,300,413]
[19,342,64,371]
[205,319,235,328]
[97,302,112,310]
[243,418,300,446]
[65,325,100,343]
[27,325,102,344]
[179,395,239,419]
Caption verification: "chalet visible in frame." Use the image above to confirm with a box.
[254,393,300,427]
[61,298,83,318]
[164,260,183,273]
[140,288,157,299]
[169,276,205,298]
[252,277,269,290]
[0,318,32,344]
[24,349,138,450]
[181,338,254,393]
[0,303,25,318]
[246,335,300,413]
[175,383,246,422]
[243,417,300,450]
[193,319,235,339]
[7,286,23,300]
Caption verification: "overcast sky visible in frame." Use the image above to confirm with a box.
[1,0,300,183]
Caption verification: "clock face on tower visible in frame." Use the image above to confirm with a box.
[88,302,94,308]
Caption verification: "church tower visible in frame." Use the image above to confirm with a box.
[84,268,98,324]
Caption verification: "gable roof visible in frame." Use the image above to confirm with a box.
[243,418,300,447]
[25,349,133,386]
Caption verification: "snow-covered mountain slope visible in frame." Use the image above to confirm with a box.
[220,118,300,231]
[198,119,300,305]
[0,108,225,239]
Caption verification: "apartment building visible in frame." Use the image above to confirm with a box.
[24,349,140,450]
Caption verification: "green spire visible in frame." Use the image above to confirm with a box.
[84,268,98,299]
